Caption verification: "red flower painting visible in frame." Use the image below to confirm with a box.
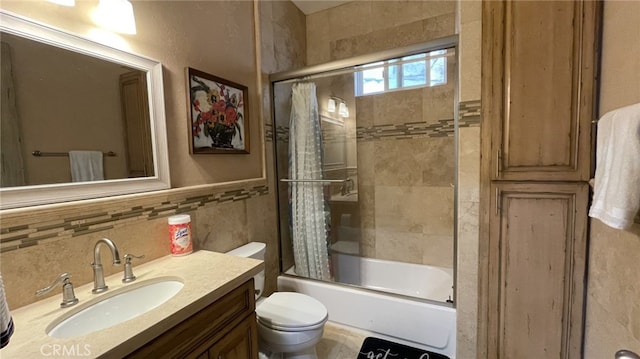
[188,68,249,154]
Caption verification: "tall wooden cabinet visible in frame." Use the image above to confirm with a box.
[480,1,600,358]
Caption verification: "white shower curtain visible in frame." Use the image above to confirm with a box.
[289,82,331,281]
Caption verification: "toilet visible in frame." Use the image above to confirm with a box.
[226,242,328,359]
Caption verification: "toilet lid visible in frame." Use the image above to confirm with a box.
[256,292,328,332]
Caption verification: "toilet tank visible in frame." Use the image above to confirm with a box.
[226,242,265,299]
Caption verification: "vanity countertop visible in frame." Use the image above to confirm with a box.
[2,250,263,358]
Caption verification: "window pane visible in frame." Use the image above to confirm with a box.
[403,53,426,61]
[388,64,399,90]
[361,67,384,94]
[430,57,446,86]
[402,60,426,87]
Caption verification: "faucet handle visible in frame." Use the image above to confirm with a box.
[122,254,145,283]
[36,273,79,308]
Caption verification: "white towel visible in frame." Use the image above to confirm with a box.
[69,151,104,182]
[0,273,14,348]
[588,103,640,230]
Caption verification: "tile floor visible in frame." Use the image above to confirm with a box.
[316,321,371,358]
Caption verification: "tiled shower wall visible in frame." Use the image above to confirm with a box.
[354,53,456,269]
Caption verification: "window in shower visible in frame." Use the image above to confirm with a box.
[354,49,449,96]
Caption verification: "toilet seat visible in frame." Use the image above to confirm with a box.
[256,292,328,332]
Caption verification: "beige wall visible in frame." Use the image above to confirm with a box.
[584,1,640,358]
[0,0,306,310]
[1,0,263,186]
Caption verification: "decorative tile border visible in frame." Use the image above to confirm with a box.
[265,123,273,142]
[0,185,269,253]
[271,100,481,143]
[357,119,455,141]
[459,100,481,127]
[275,125,289,143]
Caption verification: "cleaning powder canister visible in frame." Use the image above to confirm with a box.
[168,214,193,256]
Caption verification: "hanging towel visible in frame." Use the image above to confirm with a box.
[0,273,14,349]
[69,151,104,182]
[588,103,640,230]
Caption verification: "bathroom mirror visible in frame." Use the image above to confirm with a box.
[0,12,170,210]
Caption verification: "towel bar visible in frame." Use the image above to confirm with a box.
[32,150,116,157]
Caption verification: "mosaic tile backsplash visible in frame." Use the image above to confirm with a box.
[0,185,269,253]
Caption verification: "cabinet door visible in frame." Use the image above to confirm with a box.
[487,182,588,359]
[483,1,598,181]
[208,313,258,359]
[119,71,154,178]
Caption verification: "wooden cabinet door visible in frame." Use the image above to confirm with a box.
[119,71,154,178]
[488,182,588,359]
[483,1,599,181]
[208,314,258,359]
[126,280,256,359]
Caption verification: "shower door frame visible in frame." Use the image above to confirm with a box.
[269,34,460,306]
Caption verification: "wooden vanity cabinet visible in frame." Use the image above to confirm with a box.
[126,279,258,359]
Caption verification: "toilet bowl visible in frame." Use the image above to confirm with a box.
[226,242,328,359]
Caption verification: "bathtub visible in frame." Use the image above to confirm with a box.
[278,249,456,358]
[330,245,454,302]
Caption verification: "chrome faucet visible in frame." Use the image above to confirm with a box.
[341,178,354,196]
[122,254,145,283]
[91,238,121,293]
[36,273,79,308]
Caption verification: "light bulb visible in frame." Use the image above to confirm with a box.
[327,98,336,113]
[93,0,137,35]
[338,102,347,117]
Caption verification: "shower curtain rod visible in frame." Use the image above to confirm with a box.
[270,35,458,83]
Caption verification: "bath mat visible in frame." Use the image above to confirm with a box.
[357,337,450,359]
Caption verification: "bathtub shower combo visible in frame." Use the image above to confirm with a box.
[271,37,458,358]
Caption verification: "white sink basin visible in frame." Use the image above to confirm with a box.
[46,277,184,338]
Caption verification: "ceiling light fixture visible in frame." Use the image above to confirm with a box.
[93,0,137,35]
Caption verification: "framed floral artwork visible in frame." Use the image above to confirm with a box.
[187,67,249,154]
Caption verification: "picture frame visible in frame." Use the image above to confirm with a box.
[187,67,249,154]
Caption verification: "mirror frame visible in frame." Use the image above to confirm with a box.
[0,11,170,210]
